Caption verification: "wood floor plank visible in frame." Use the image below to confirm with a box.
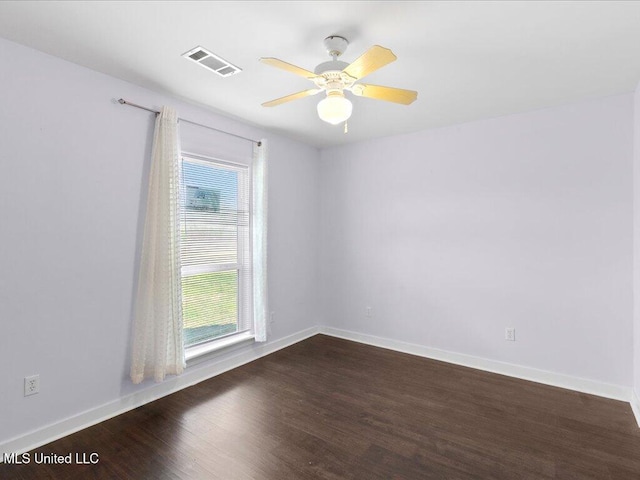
[3,334,640,479]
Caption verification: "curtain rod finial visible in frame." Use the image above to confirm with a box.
[118,98,126,105]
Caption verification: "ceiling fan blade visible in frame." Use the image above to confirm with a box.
[342,45,397,80]
[351,84,418,105]
[259,57,317,79]
[262,89,322,107]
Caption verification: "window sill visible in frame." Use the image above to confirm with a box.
[185,332,255,366]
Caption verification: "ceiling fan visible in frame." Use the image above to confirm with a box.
[260,36,418,129]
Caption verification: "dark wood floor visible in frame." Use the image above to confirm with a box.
[3,335,640,479]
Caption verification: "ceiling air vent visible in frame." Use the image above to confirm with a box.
[182,46,241,77]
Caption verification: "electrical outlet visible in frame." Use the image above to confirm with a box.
[24,374,39,396]
[366,307,372,318]
[505,328,516,342]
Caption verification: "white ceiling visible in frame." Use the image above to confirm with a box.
[1,1,640,148]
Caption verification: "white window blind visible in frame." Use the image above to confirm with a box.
[180,155,252,348]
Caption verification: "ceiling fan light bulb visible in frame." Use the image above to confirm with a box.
[317,94,353,125]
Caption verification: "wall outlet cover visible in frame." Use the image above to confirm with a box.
[505,328,516,342]
[24,374,40,396]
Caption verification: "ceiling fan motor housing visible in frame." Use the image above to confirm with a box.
[314,60,349,75]
[314,36,356,90]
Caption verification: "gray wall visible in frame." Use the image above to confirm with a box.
[0,37,320,445]
[319,94,633,386]
[634,82,640,402]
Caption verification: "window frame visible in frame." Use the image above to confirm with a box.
[179,152,255,361]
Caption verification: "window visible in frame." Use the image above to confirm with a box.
[180,154,252,350]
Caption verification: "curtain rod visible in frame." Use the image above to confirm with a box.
[118,98,261,146]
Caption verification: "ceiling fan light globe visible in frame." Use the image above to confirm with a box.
[317,95,352,125]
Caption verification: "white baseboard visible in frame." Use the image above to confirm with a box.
[3,324,635,458]
[319,326,631,402]
[631,390,640,428]
[0,326,319,458]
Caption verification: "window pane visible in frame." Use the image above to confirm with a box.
[179,156,251,349]
[181,161,238,267]
[182,270,238,347]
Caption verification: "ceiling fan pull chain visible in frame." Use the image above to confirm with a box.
[344,120,348,134]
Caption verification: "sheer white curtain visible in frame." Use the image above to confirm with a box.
[130,106,184,384]
[253,140,268,342]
